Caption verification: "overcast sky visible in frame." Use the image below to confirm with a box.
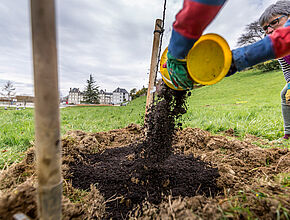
[0,0,277,96]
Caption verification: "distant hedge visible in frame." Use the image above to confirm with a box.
[254,59,281,72]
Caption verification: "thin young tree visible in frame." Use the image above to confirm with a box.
[83,74,100,104]
[1,81,16,106]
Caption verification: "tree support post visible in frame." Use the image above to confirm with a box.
[30,0,62,219]
[145,19,163,116]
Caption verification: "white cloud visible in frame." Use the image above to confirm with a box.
[205,0,276,48]
[0,0,277,96]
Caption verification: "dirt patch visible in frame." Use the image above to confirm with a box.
[0,84,289,219]
[173,128,290,190]
[0,126,289,219]
[69,85,222,219]
[0,148,35,192]
[0,179,105,220]
[70,145,220,219]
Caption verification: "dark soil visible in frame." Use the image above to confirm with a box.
[137,84,188,164]
[70,84,221,218]
[70,145,220,219]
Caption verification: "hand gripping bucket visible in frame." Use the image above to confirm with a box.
[160,33,232,90]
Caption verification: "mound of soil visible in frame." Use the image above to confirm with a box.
[0,125,289,219]
[69,85,222,218]
[70,145,220,219]
[0,84,289,219]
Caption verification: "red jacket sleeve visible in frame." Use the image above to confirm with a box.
[269,21,290,58]
[168,0,227,59]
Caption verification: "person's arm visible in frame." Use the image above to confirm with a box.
[167,1,290,89]
[168,0,227,59]
[166,0,228,89]
[233,20,290,71]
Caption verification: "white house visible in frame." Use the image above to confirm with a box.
[112,87,130,105]
[99,90,113,104]
[70,87,130,105]
[68,88,83,104]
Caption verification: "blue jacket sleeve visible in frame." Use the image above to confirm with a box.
[233,19,290,71]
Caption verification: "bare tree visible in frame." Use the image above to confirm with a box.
[237,21,264,46]
[1,81,16,106]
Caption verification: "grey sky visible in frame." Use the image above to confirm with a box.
[0,0,276,96]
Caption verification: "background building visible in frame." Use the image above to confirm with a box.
[67,87,131,105]
[112,87,130,105]
[68,88,83,104]
[99,89,113,104]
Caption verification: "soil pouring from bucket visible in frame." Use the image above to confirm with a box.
[70,83,221,219]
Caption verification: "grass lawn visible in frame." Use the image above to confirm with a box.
[0,68,288,168]
[183,69,286,140]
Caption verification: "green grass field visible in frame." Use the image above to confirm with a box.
[0,68,287,168]
[184,69,286,139]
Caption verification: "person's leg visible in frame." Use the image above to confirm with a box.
[281,84,290,138]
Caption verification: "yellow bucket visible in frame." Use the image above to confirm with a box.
[160,33,232,90]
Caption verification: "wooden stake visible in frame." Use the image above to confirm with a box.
[30,0,62,219]
[145,19,163,115]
